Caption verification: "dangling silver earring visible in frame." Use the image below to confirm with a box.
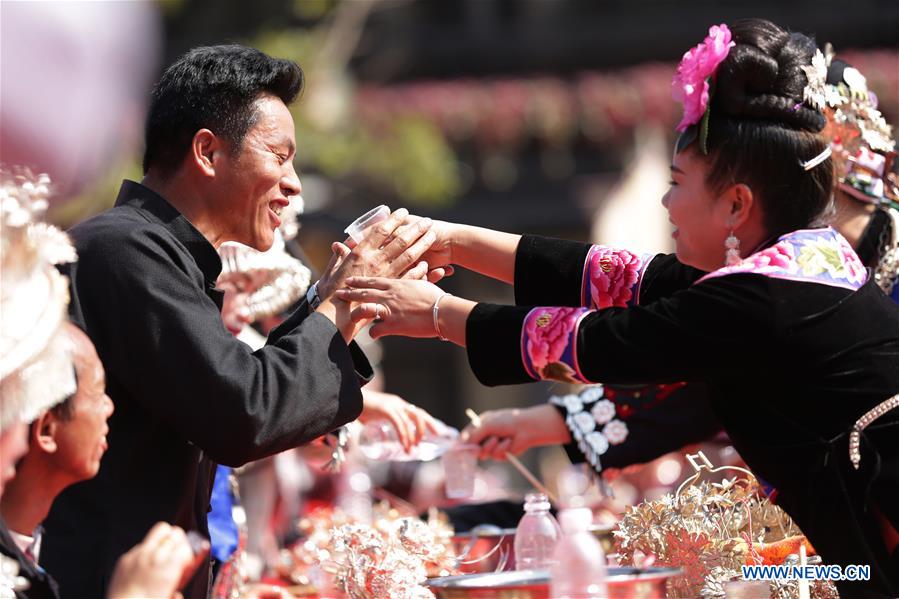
[725,230,741,266]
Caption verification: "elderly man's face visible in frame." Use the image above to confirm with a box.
[0,421,28,495]
[51,325,114,481]
[217,94,301,252]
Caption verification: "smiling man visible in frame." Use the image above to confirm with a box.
[43,45,434,599]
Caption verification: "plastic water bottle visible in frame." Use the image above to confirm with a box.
[358,418,459,461]
[550,507,608,598]
[514,493,562,571]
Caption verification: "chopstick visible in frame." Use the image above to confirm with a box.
[465,408,560,505]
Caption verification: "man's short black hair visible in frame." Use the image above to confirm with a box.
[142,44,304,175]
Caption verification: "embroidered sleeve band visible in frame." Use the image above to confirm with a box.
[549,385,630,475]
[580,245,654,309]
[521,306,592,383]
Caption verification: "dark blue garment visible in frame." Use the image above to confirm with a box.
[208,465,238,563]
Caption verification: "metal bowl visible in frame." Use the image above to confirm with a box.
[451,524,617,573]
[451,526,516,573]
[427,567,682,599]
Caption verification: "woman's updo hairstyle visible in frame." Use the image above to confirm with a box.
[692,19,834,235]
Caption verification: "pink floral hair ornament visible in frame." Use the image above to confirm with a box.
[672,24,735,154]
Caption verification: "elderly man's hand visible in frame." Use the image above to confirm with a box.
[316,208,437,302]
[107,522,209,599]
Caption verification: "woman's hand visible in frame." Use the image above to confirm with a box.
[400,216,458,273]
[312,208,439,342]
[107,522,209,599]
[461,404,572,461]
[335,277,445,339]
[403,218,521,285]
[360,389,441,452]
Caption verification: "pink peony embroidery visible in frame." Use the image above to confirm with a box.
[672,24,735,132]
[697,227,868,291]
[837,235,868,284]
[524,307,583,379]
[742,243,795,271]
[587,247,644,308]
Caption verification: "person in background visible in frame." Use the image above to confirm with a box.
[1,323,114,578]
[824,49,898,300]
[0,170,78,599]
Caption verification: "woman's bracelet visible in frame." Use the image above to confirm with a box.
[432,291,451,341]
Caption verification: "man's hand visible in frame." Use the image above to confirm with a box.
[316,208,437,302]
[107,522,209,599]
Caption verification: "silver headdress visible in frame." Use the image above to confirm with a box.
[822,46,897,206]
[0,168,77,430]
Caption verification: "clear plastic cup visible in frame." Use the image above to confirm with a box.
[442,443,479,499]
[344,205,391,244]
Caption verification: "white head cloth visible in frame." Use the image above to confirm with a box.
[0,169,77,430]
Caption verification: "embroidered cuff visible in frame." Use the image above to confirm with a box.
[581,245,654,308]
[521,307,592,383]
[549,386,630,475]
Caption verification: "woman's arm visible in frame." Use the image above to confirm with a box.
[425,221,521,284]
[338,272,771,386]
[430,221,699,309]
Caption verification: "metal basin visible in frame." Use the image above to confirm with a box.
[451,527,515,573]
[451,525,617,573]
[427,567,681,599]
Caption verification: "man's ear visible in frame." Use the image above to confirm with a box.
[719,183,755,230]
[189,129,221,178]
[31,411,59,454]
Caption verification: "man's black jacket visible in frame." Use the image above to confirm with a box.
[44,181,370,599]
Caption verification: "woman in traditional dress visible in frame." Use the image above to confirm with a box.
[336,19,899,597]
[458,49,899,487]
